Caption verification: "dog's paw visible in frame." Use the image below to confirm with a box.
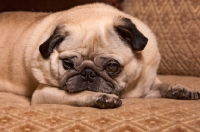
[93,93,122,109]
[165,84,200,100]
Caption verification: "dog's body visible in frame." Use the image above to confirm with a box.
[0,3,199,108]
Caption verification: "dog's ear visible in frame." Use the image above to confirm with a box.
[39,25,67,59]
[114,17,148,51]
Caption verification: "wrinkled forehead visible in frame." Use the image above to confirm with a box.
[57,5,126,34]
[39,4,148,60]
[59,10,122,34]
[57,16,127,57]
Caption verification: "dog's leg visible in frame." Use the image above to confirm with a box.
[157,83,200,99]
[145,78,200,100]
[31,84,122,108]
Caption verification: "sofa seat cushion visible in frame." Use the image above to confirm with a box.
[0,75,200,131]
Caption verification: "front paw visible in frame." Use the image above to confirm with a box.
[93,93,122,109]
[165,84,200,100]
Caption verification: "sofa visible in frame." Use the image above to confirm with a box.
[0,0,200,131]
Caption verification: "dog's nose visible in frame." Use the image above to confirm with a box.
[81,69,97,83]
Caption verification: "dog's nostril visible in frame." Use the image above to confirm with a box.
[81,69,97,82]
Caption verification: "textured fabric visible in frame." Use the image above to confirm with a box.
[0,75,200,132]
[123,0,200,77]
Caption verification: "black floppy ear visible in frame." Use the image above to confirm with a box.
[114,17,148,51]
[39,25,67,59]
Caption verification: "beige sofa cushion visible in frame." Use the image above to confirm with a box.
[123,0,200,77]
[0,75,200,131]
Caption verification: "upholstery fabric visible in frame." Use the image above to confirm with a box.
[123,0,200,77]
[0,75,200,132]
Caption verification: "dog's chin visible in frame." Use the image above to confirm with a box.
[62,75,116,94]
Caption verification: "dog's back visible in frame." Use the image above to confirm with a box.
[0,12,48,96]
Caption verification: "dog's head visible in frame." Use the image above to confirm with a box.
[32,4,158,96]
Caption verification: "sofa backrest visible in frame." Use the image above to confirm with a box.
[123,0,200,77]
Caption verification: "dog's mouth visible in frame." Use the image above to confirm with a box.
[61,68,116,94]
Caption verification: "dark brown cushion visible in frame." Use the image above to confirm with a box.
[0,0,123,12]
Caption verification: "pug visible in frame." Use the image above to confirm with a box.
[0,3,199,109]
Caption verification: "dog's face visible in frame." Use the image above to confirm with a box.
[33,8,148,96]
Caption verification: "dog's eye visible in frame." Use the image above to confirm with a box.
[62,59,74,70]
[106,62,119,72]
[105,61,121,76]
